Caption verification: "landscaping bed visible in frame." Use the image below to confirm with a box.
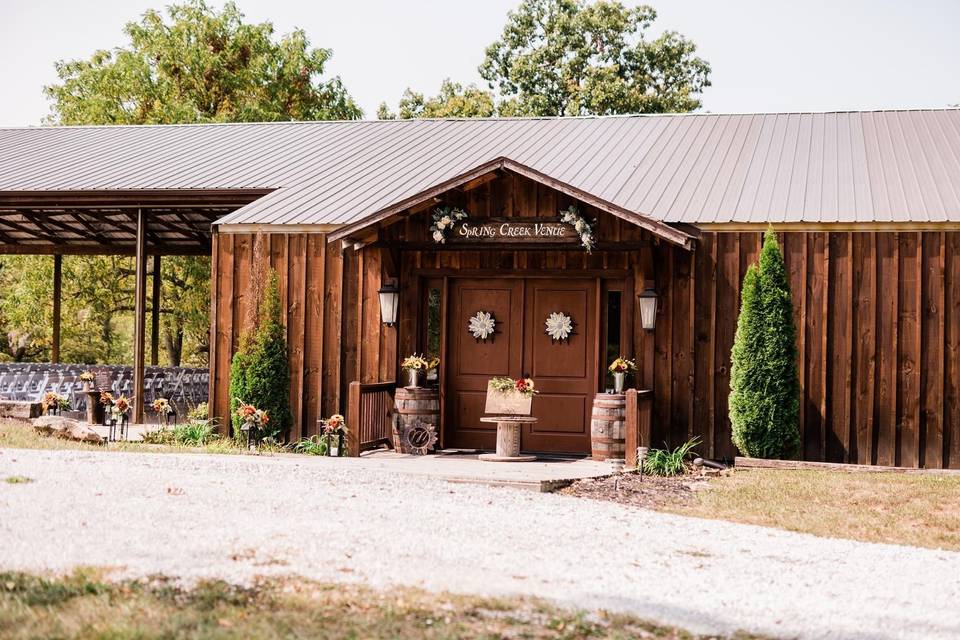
[557,472,709,509]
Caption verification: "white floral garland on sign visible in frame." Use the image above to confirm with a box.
[430,206,468,244]
[468,310,496,342]
[545,312,574,343]
[559,206,595,252]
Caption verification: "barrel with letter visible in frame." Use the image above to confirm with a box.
[393,387,440,453]
[591,393,626,461]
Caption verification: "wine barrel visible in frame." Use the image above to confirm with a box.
[393,387,440,454]
[591,393,626,461]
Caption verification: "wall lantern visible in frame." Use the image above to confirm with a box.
[638,288,658,330]
[378,282,400,327]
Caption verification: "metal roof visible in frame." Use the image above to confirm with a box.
[1,109,959,227]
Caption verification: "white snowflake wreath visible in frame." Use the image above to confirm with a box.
[468,310,496,341]
[544,312,574,343]
[559,205,595,252]
[430,206,468,244]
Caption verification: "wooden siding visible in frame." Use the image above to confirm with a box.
[209,231,343,439]
[209,172,960,468]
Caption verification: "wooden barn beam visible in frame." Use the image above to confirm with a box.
[51,254,62,364]
[133,208,148,424]
[151,255,161,366]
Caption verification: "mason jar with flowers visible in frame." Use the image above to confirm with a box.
[608,357,637,394]
[235,400,269,450]
[152,398,175,427]
[42,392,68,416]
[322,414,348,456]
[401,354,439,388]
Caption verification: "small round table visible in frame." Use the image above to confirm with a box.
[478,416,538,462]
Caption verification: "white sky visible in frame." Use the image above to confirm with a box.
[1,0,958,126]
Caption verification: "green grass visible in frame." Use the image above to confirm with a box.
[671,469,960,551]
[0,569,764,639]
[642,437,701,476]
[0,419,257,457]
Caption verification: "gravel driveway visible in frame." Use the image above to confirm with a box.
[1,448,958,640]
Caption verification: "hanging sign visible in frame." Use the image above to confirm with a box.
[450,219,579,245]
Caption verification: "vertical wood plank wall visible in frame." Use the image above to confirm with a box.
[679,230,960,468]
[209,232,343,439]
[210,225,960,469]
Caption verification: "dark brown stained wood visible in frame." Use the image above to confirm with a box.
[826,233,852,462]
[132,208,147,423]
[212,233,233,431]
[693,235,716,456]
[339,246,360,409]
[783,232,808,458]
[921,232,945,468]
[150,255,161,366]
[803,232,827,461]
[875,233,899,466]
[653,242,673,447]
[713,232,740,461]
[51,254,61,363]
[734,456,960,474]
[304,234,325,436]
[897,233,922,467]
[851,232,877,464]
[946,234,960,469]
[287,234,307,441]
[671,247,694,448]
[322,241,344,417]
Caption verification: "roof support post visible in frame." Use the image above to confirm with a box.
[51,254,62,364]
[133,208,147,424]
[150,255,161,366]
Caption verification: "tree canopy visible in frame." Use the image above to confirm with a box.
[45,0,361,124]
[480,0,710,116]
[0,0,361,366]
[377,80,495,120]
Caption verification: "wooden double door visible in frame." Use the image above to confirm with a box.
[445,277,598,454]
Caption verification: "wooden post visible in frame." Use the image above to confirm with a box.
[51,254,62,363]
[133,208,147,424]
[625,389,653,468]
[346,381,361,457]
[150,254,161,366]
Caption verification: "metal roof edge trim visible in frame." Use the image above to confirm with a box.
[216,223,342,234]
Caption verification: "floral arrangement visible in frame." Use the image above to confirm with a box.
[152,398,173,415]
[323,413,349,456]
[42,392,68,413]
[468,310,496,341]
[112,395,131,417]
[401,354,440,371]
[79,371,95,383]
[99,391,115,406]
[430,206,468,244]
[608,357,637,373]
[490,376,538,397]
[235,400,270,428]
[560,206,595,252]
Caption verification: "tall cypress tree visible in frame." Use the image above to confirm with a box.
[729,227,801,458]
[244,271,292,441]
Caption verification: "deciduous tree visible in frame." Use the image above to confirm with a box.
[480,0,710,116]
[378,79,496,119]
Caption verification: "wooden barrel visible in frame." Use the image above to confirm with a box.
[591,393,626,461]
[393,387,440,453]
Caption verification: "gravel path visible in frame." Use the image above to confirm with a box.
[1,448,958,640]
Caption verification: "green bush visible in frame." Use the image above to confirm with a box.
[173,421,217,447]
[642,438,700,476]
[729,227,801,459]
[228,270,291,443]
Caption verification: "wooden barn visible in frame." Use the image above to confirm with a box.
[2,110,960,467]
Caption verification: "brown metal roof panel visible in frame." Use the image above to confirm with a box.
[922,111,960,219]
[733,113,781,223]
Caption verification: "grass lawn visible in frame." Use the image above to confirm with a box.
[668,469,960,551]
[0,419,271,456]
[0,570,762,640]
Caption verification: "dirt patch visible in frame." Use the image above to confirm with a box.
[558,472,710,509]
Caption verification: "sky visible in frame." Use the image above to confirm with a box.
[1,0,958,126]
